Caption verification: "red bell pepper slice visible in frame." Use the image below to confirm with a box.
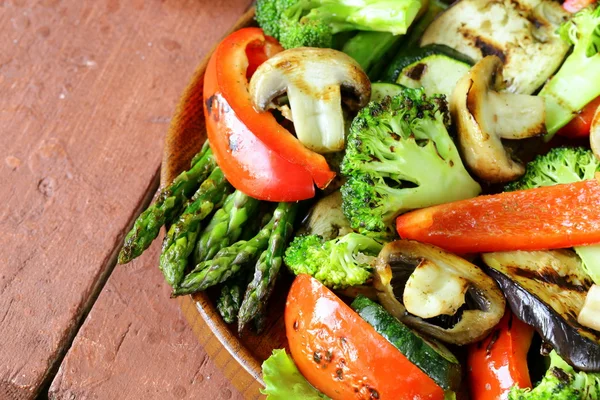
[557,96,600,139]
[468,310,534,400]
[204,40,317,201]
[210,28,335,192]
[396,178,600,253]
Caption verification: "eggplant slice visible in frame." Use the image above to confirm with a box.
[482,250,600,371]
[420,0,570,94]
[373,240,505,345]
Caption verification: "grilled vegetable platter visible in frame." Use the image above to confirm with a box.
[118,0,600,398]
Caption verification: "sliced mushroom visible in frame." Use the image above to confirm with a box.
[579,285,600,332]
[420,0,570,94]
[591,105,600,161]
[300,190,353,241]
[450,56,546,183]
[249,47,371,154]
[373,240,505,345]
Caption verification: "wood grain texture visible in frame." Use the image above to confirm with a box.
[48,236,260,400]
[0,0,253,397]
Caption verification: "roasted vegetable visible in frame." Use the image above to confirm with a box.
[578,284,600,332]
[557,96,600,139]
[468,310,535,400]
[592,104,600,159]
[540,5,600,137]
[300,191,352,241]
[509,351,600,399]
[204,28,335,202]
[352,296,462,393]
[504,147,600,284]
[340,87,481,233]
[421,0,570,94]
[249,47,370,154]
[255,0,423,49]
[482,250,600,371]
[396,178,600,254]
[450,56,546,183]
[284,233,383,289]
[193,190,261,264]
[285,274,448,399]
[237,202,298,333]
[373,240,505,345]
[159,167,231,287]
[118,143,216,264]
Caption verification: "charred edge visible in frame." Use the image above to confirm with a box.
[474,37,507,63]
[205,94,217,116]
[486,329,501,355]
[405,63,427,81]
[507,266,591,293]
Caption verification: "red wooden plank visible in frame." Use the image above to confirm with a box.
[49,237,259,399]
[0,0,252,397]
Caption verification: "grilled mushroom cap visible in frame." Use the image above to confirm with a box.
[450,56,546,183]
[373,240,505,345]
[249,47,370,154]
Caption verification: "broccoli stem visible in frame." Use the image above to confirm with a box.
[540,6,600,139]
[342,31,401,77]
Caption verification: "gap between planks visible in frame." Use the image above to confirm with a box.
[36,166,162,398]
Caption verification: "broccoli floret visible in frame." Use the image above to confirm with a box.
[509,351,600,399]
[505,147,600,284]
[540,5,600,138]
[255,0,422,49]
[505,147,600,191]
[340,88,481,233]
[284,233,383,289]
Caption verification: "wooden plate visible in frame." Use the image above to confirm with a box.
[160,7,289,386]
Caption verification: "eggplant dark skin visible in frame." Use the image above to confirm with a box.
[483,251,600,372]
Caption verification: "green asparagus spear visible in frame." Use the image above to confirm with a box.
[194,190,261,264]
[118,143,216,264]
[216,275,246,324]
[172,208,281,296]
[237,202,298,332]
[253,306,268,334]
[160,167,231,287]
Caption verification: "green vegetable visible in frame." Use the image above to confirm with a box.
[341,31,402,77]
[351,296,462,393]
[380,0,450,82]
[237,202,298,332]
[340,87,481,233]
[509,351,600,399]
[540,5,600,138]
[370,82,404,103]
[505,147,600,284]
[159,167,230,287]
[261,349,330,400]
[216,275,245,324]
[118,142,216,264]
[396,53,471,99]
[193,190,261,264]
[255,0,422,49]
[173,204,289,296]
[284,232,383,289]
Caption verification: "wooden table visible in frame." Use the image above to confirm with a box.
[0,0,263,398]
